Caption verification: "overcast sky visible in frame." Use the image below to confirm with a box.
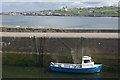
[1,0,120,12]
[2,0,120,2]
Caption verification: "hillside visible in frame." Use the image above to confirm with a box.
[1,6,119,17]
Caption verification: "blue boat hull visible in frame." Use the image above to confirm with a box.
[50,64,102,73]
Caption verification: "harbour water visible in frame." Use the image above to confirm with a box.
[2,65,118,78]
[1,15,118,29]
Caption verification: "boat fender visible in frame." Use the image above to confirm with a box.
[70,65,75,68]
[61,64,64,67]
[54,64,58,67]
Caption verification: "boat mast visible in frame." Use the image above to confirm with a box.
[81,37,84,59]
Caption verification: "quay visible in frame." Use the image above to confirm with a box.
[1,26,119,72]
[0,26,119,33]
[1,32,119,39]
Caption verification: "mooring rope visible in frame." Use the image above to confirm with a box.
[102,64,113,68]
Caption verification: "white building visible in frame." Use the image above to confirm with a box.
[61,6,68,11]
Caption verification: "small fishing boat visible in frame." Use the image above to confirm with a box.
[50,56,102,73]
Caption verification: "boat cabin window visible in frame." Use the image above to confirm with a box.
[84,60,90,63]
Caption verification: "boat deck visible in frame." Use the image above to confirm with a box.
[52,63,101,69]
[53,63,82,68]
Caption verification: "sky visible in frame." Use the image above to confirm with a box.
[1,0,120,12]
[2,0,120,2]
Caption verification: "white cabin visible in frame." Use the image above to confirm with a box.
[50,56,100,69]
[82,56,94,68]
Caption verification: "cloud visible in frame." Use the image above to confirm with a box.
[102,1,119,6]
[2,0,120,2]
[74,2,84,4]
[2,0,70,2]
[2,1,119,12]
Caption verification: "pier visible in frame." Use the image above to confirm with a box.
[1,32,119,38]
[1,26,119,33]
[1,26,119,72]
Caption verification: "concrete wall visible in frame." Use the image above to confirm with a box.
[1,26,119,33]
[2,37,118,56]
[1,37,119,71]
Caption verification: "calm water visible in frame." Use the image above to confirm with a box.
[2,65,119,78]
[1,15,118,29]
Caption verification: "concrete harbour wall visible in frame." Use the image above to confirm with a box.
[1,26,119,33]
[1,28,119,71]
[2,37,119,56]
[1,36,119,72]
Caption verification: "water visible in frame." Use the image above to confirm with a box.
[2,65,118,78]
[1,15,118,29]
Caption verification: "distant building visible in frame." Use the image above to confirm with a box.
[82,11,90,13]
[65,6,68,11]
[119,1,120,7]
[78,11,80,13]
[61,6,68,11]
[92,11,100,13]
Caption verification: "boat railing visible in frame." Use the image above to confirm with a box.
[52,62,82,68]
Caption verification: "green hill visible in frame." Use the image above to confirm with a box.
[53,6,119,17]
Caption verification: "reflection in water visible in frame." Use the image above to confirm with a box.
[49,71,101,78]
[2,65,118,78]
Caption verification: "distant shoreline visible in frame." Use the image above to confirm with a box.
[0,14,119,17]
[1,6,119,17]
[1,26,119,33]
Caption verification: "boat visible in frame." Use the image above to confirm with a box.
[49,56,102,73]
[49,37,102,73]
